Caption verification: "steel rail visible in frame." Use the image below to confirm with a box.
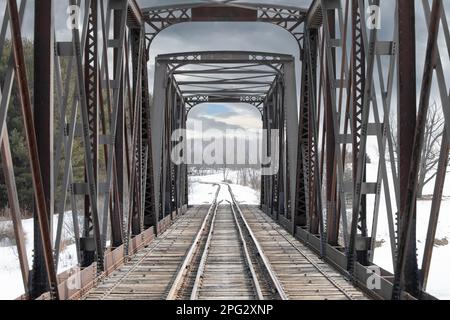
[189,201,221,299]
[87,206,205,300]
[166,184,221,300]
[189,197,264,300]
[227,185,288,300]
[249,207,356,300]
[228,201,265,300]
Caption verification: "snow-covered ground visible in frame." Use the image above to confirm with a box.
[363,154,450,300]
[188,171,260,205]
[0,214,78,300]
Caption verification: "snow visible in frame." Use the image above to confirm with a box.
[0,214,79,300]
[363,155,450,300]
[188,171,260,205]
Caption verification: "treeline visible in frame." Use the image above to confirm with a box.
[0,39,86,217]
[0,39,35,214]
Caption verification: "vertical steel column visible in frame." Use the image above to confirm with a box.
[325,10,337,245]
[9,0,59,299]
[396,0,420,297]
[420,0,450,291]
[69,0,103,272]
[351,0,368,264]
[130,27,142,235]
[261,102,268,210]
[352,0,367,240]
[283,58,299,225]
[142,48,156,229]
[297,28,319,234]
[276,82,284,218]
[164,82,174,218]
[98,0,122,248]
[114,8,125,240]
[151,59,168,226]
[296,30,317,231]
[99,0,128,251]
[305,27,325,253]
[393,0,442,299]
[307,30,319,234]
[31,0,55,299]
[82,0,98,268]
[295,42,310,228]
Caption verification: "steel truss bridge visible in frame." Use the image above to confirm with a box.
[0,0,449,300]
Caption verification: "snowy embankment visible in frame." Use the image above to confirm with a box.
[365,158,450,300]
[188,171,260,205]
[0,214,78,300]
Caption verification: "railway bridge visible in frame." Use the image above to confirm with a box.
[0,0,449,301]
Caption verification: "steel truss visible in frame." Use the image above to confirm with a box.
[0,0,153,299]
[295,0,449,300]
[141,2,307,50]
[0,0,449,301]
[152,51,298,226]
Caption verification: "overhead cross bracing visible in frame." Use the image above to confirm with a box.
[157,51,293,113]
[141,2,308,47]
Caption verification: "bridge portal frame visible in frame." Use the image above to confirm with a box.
[152,51,298,229]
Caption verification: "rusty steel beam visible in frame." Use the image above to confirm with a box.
[192,6,257,21]
[142,47,156,231]
[396,0,420,297]
[98,0,123,248]
[31,0,55,298]
[306,29,321,236]
[325,10,338,245]
[128,28,144,237]
[8,0,59,299]
[393,0,442,300]
[295,39,311,229]
[114,8,126,247]
[82,0,99,268]
[351,0,367,261]
[421,133,449,291]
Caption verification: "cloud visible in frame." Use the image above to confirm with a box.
[187,102,261,135]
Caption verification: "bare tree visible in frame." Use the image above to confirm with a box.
[389,102,444,198]
[222,166,230,182]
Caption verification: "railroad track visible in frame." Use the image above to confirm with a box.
[83,185,221,300]
[239,205,367,300]
[167,184,287,300]
[83,183,366,300]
